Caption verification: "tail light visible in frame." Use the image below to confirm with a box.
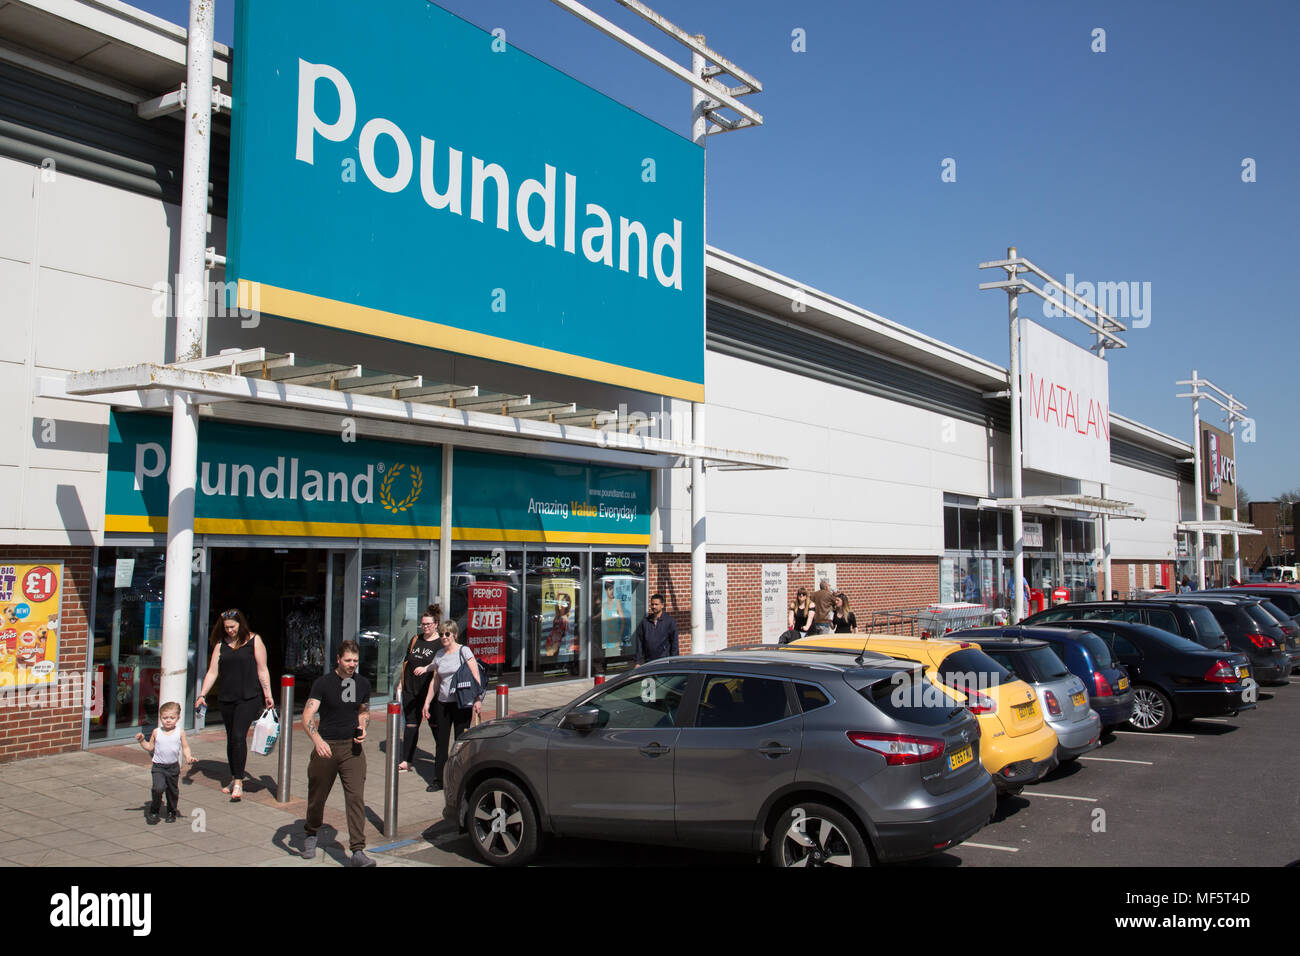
[1246,632,1276,649]
[1203,660,1237,684]
[1092,671,1114,697]
[963,691,997,714]
[1043,690,1062,716]
[847,732,945,765]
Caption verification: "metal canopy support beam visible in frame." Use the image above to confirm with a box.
[1178,521,1261,535]
[980,495,1147,521]
[58,363,787,470]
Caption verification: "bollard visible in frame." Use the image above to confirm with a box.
[496,683,509,720]
[276,675,294,803]
[594,674,606,686]
[383,700,401,838]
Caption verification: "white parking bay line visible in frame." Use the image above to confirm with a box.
[962,842,1020,853]
[1027,792,1098,802]
[1110,731,1196,740]
[1195,718,1232,723]
[1079,756,1154,765]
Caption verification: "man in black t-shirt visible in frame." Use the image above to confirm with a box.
[301,640,373,866]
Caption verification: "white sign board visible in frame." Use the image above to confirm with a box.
[1020,319,1111,483]
[814,563,837,592]
[940,558,956,603]
[114,558,135,589]
[1128,564,1137,594]
[1024,521,1044,548]
[702,564,728,653]
[761,564,787,643]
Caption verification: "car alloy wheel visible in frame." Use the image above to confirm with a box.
[1128,685,1172,733]
[468,778,539,867]
[771,803,869,868]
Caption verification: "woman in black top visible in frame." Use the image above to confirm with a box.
[788,588,814,637]
[394,605,441,772]
[196,609,273,801]
[832,592,858,634]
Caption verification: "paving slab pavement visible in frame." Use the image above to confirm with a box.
[0,680,587,867]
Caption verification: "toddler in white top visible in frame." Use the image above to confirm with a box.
[137,701,195,824]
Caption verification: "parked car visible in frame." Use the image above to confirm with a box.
[1210,589,1300,672]
[1035,619,1257,732]
[1155,595,1292,683]
[793,635,1059,794]
[946,633,1101,761]
[1024,600,1231,652]
[951,625,1135,730]
[443,647,997,867]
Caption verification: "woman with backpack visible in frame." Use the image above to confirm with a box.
[394,605,441,773]
[421,620,483,792]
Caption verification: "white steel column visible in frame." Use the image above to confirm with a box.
[1190,370,1206,589]
[1229,395,1241,583]
[689,44,707,653]
[1096,336,1111,598]
[161,0,214,720]
[1007,248,1025,623]
[440,444,452,615]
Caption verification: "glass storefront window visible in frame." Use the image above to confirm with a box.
[593,552,646,676]
[450,548,523,688]
[359,548,429,698]
[91,547,199,741]
[525,550,587,684]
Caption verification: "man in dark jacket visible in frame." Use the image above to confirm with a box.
[634,593,679,663]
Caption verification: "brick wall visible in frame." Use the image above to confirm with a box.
[0,547,92,763]
[650,552,939,652]
[1101,560,1175,599]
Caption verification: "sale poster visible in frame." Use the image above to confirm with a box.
[0,562,63,690]
[467,583,507,665]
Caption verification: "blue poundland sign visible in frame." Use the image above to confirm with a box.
[228,0,705,400]
[106,412,442,538]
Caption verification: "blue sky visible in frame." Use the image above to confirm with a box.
[135,0,1299,499]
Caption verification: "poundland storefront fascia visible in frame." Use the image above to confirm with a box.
[92,409,655,743]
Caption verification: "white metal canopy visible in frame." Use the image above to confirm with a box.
[978,494,1147,521]
[1178,520,1261,536]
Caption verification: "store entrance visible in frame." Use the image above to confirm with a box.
[207,548,329,713]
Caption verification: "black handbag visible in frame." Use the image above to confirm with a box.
[453,646,485,709]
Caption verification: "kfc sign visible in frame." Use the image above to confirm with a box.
[1200,423,1237,509]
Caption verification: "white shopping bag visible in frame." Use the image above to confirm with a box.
[250,707,280,756]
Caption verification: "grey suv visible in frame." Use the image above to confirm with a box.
[442,648,997,867]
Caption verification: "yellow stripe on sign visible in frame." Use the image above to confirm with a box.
[237,279,706,403]
[451,527,650,545]
[106,515,440,539]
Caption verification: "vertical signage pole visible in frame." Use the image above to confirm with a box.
[1007,248,1025,623]
[1229,395,1241,584]
[1095,332,1111,599]
[162,0,214,720]
[689,44,707,654]
[1190,371,1206,590]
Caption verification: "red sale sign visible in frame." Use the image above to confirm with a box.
[467,583,507,665]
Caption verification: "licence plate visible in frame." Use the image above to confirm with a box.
[1238,666,1249,678]
[948,745,973,770]
[1014,701,1037,720]
[1117,677,1129,691]
[1071,692,1087,707]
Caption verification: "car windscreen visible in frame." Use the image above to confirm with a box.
[865,672,964,726]
[1255,592,1300,615]
[934,648,1012,693]
[1180,604,1226,645]
[1254,600,1292,626]
[1021,645,1072,681]
[1243,603,1284,634]
[1124,623,1208,655]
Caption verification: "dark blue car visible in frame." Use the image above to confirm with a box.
[949,626,1135,729]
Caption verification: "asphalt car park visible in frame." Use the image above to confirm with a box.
[394,672,1299,868]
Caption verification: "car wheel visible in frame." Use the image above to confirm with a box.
[467,778,539,867]
[770,803,870,868]
[1128,685,1173,733]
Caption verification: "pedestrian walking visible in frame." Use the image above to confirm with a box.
[136,701,194,824]
[633,593,679,662]
[831,591,857,634]
[421,621,483,793]
[301,640,374,866]
[810,577,835,635]
[194,608,273,802]
[394,604,441,773]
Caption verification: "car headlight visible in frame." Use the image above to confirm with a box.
[451,740,467,760]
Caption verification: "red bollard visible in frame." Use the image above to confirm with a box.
[594,674,606,686]
[496,683,509,720]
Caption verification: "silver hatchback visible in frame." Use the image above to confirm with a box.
[964,636,1102,762]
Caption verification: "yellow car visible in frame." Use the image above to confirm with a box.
[793,634,1059,794]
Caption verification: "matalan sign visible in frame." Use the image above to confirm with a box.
[1200,422,1237,509]
[1019,320,1111,484]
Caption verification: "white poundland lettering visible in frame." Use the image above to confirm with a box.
[49,886,151,936]
[295,59,683,290]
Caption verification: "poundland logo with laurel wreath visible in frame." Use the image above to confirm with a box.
[106,413,441,538]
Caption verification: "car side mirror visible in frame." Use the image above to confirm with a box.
[562,706,606,732]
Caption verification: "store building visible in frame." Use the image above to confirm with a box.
[0,0,1212,760]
